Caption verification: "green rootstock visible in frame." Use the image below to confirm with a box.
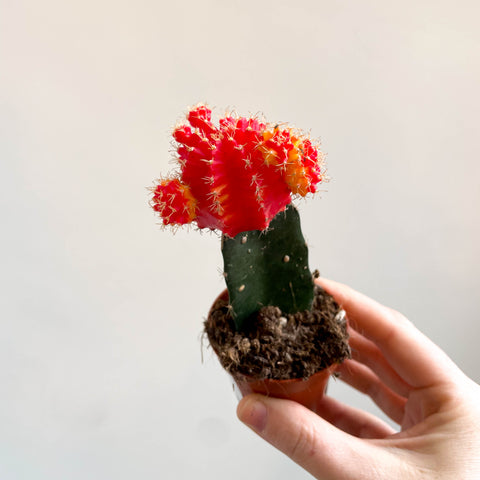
[221,204,314,331]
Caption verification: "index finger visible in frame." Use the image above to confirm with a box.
[316,278,461,388]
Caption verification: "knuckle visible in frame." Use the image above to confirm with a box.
[288,421,319,463]
[366,378,381,400]
[386,307,411,327]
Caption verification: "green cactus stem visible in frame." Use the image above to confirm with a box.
[222,204,314,331]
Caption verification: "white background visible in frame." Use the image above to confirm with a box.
[1,1,479,479]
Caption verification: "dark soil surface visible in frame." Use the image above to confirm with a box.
[204,285,351,381]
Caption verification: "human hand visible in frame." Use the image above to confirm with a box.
[237,278,480,479]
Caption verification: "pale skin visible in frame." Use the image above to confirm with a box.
[237,278,480,479]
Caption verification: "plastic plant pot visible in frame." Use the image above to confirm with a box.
[232,365,336,411]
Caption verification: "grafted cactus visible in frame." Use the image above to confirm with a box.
[150,104,326,331]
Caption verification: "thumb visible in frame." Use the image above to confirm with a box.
[237,394,388,480]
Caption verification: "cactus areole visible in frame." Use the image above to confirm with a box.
[150,104,327,331]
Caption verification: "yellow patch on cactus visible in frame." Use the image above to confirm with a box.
[182,184,198,221]
[263,148,278,165]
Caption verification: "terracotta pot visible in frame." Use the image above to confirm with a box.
[208,289,336,411]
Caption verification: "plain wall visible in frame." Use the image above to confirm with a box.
[1,1,479,479]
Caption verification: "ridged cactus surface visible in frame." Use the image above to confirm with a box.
[222,204,314,331]
[151,105,325,238]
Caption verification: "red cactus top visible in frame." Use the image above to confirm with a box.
[151,104,325,238]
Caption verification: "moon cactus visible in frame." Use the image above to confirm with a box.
[150,104,327,330]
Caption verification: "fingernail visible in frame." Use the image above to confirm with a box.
[237,396,267,433]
